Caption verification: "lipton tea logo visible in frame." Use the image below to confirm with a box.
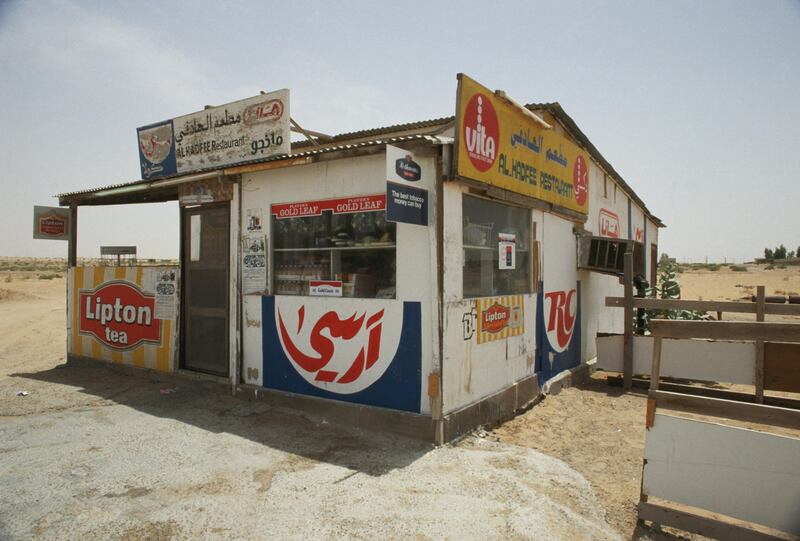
[481,303,511,333]
[545,289,577,352]
[463,93,499,172]
[276,303,404,394]
[79,281,161,350]
[38,215,67,237]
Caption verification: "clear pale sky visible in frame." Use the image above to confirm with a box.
[1,0,798,262]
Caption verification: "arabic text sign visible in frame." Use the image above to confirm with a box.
[137,89,290,180]
[456,74,589,215]
[33,206,70,241]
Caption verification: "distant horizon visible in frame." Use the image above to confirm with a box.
[2,0,798,262]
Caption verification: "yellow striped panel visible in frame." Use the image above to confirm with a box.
[71,267,84,356]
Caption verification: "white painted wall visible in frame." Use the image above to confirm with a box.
[596,334,756,385]
[644,413,800,535]
[441,181,542,413]
[238,149,440,414]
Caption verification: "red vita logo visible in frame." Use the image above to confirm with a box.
[79,281,161,350]
[278,306,384,385]
[545,289,577,350]
[463,93,499,172]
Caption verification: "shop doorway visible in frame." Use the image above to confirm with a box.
[181,203,230,376]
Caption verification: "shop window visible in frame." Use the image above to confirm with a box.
[271,194,396,298]
[462,195,531,298]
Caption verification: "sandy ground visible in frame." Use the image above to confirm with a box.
[677,264,800,303]
[0,274,636,541]
[4,263,792,540]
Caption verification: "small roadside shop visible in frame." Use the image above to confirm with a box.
[56,74,662,442]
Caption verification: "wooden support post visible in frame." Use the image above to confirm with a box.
[68,204,78,267]
[623,251,634,390]
[650,336,663,392]
[755,285,765,404]
[717,311,722,321]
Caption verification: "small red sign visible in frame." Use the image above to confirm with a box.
[272,194,385,220]
[573,155,588,206]
[79,281,161,350]
[481,303,510,333]
[599,208,620,238]
[39,215,67,237]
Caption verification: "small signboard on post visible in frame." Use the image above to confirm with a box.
[33,206,70,241]
[385,145,429,227]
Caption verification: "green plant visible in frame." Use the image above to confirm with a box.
[766,265,775,270]
[37,273,61,280]
[639,260,708,333]
[731,265,747,272]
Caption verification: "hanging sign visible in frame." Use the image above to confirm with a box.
[33,206,70,241]
[455,74,589,215]
[137,89,290,180]
[385,145,428,226]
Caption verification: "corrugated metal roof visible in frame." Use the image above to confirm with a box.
[57,106,663,227]
[57,134,440,201]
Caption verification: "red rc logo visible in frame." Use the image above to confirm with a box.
[463,93,499,172]
[276,302,403,394]
[545,289,577,352]
[573,155,588,207]
[79,281,161,350]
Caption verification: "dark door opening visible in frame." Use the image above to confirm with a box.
[181,203,230,376]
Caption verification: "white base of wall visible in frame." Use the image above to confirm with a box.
[596,334,755,385]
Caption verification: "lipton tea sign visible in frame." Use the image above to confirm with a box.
[456,74,590,215]
[79,281,161,350]
[475,296,524,344]
[33,206,70,241]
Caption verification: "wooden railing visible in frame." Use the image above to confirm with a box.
[605,284,800,402]
[640,318,800,540]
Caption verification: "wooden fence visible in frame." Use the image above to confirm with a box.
[605,284,800,402]
[639,319,800,540]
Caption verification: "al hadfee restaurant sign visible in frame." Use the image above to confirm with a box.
[137,89,290,180]
[456,74,589,215]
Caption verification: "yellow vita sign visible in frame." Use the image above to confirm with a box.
[456,74,589,215]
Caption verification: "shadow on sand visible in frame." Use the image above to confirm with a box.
[11,361,433,477]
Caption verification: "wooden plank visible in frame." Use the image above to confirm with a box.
[650,390,800,429]
[643,413,800,535]
[606,375,800,410]
[650,336,662,391]
[649,319,800,343]
[605,296,800,316]
[68,204,77,267]
[756,286,766,403]
[623,252,634,389]
[638,501,797,541]
[765,342,800,393]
